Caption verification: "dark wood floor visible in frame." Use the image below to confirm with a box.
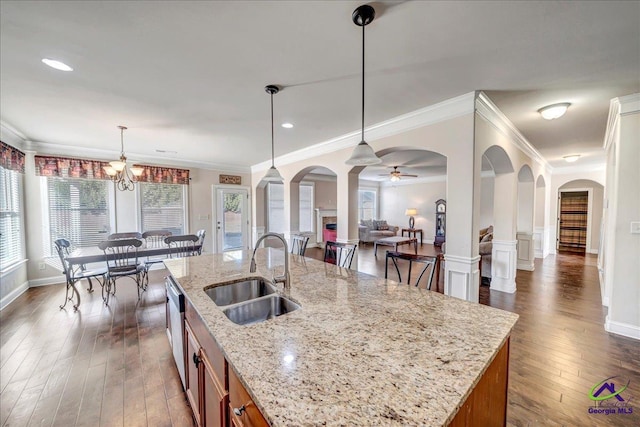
[2,246,639,426]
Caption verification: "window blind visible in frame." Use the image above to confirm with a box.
[0,167,23,269]
[267,183,285,233]
[358,189,376,220]
[140,183,185,235]
[46,177,111,255]
[299,183,314,232]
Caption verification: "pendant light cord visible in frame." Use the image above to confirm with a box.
[120,127,125,156]
[361,23,365,143]
[270,92,275,167]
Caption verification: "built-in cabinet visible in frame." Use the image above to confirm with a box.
[184,298,267,427]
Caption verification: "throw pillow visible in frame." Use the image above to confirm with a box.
[363,219,374,229]
[481,232,493,243]
[378,224,389,230]
[373,220,388,230]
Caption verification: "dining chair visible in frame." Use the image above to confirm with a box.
[323,241,357,269]
[54,238,108,311]
[195,229,206,255]
[165,234,200,258]
[108,231,142,240]
[290,234,309,256]
[98,238,145,303]
[141,230,172,287]
[384,251,437,290]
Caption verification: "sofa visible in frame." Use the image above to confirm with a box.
[358,219,399,243]
[442,226,493,280]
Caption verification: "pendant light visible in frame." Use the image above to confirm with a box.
[262,85,284,182]
[346,4,382,166]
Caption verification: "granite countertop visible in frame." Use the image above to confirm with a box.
[164,249,518,426]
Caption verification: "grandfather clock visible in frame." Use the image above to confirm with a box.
[434,199,446,247]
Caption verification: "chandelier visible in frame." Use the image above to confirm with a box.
[103,125,143,191]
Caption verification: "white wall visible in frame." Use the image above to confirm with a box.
[479,175,494,229]
[379,178,446,243]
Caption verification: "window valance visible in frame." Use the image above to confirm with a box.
[34,155,190,185]
[133,165,190,185]
[1,141,26,173]
[34,155,111,180]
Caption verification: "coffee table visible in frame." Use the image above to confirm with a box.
[374,236,418,256]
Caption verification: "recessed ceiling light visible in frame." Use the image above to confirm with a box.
[563,154,580,163]
[281,123,294,129]
[538,103,570,120]
[41,58,73,71]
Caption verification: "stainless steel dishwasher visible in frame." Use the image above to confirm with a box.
[166,275,186,390]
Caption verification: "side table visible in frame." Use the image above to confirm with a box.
[401,228,423,245]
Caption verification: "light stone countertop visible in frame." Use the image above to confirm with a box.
[164,249,518,426]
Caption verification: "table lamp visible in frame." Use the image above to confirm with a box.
[405,208,418,229]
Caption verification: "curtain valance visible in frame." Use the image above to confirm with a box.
[34,155,111,180]
[133,165,190,185]
[1,141,26,173]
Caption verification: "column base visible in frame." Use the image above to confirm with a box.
[491,240,517,293]
[444,254,481,302]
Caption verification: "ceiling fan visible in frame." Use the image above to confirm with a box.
[379,166,418,182]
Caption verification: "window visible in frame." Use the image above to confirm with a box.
[140,183,186,235]
[0,167,23,269]
[267,182,285,233]
[299,183,314,233]
[358,189,377,220]
[44,177,112,255]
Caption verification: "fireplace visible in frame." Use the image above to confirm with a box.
[315,209,337,243]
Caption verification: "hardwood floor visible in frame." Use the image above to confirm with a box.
[1,247,639,426]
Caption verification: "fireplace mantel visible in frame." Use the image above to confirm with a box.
[315,209,337,244]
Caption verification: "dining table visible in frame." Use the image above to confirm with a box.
[65,243,202,268]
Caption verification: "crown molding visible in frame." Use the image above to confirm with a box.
[21,139,250,173]
[475,91,553,175]
[603,93,639,151]
[0,122,27,148]
[251,91,476,173]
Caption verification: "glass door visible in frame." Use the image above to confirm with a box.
[215,188,249,252]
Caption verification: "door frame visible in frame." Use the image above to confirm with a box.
[212,185,251,253]
[556,187,593,253]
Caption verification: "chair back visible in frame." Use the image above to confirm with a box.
[324,241,357,268]
[290,235,309,256]
[98,238,143,272]
[108,232,142,240]
[54,238,72,278]
[142,230,172,249]
[195,229,206,254]
[384,251,437,290]
[165,234,199,258]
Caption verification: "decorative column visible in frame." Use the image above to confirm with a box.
[491,173,517,293]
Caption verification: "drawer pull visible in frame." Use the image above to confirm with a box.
[233,405,246,416]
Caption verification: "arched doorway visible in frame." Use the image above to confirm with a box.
[557,179,604,254]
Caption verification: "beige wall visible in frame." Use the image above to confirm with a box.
[313,180,337,210]
[379,178,446,242]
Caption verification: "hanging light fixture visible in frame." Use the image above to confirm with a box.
[346,4,381,166]
[103,125,144,191]
[262,85,284,182]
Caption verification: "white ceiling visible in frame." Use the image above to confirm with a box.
[1,1,638,171]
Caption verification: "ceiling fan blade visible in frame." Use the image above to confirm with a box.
[399,174,418,177]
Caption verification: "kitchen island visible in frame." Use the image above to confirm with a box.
[164,249,518,426]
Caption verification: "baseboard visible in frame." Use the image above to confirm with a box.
[516,262,535,271]
[605,316,640,340]
[29,275,65,287]
[0,281,29,311]
[587,249,599,255]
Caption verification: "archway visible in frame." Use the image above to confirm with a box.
[516,165,535,271]
[290,166,337,249]
[478,145,516,293]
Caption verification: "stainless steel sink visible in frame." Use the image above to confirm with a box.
[205,279,276,306]
[222,295,300,326]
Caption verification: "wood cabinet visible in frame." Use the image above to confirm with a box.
[228,367,268,427]
[184,302,229,427]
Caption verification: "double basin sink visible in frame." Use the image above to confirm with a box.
[205,279,300,326]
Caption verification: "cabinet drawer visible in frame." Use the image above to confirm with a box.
[228,367,268,427]
[186,299,227,391]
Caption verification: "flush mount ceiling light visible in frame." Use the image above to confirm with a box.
[281,123,294,129]
[345,4,382,166]
[262,85,284,183]
[103,126,144,191]
[538,103,571,120]
[41,58,73,71]
[563,154,581,163]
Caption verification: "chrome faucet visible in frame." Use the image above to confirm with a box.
[250,233,290,290]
